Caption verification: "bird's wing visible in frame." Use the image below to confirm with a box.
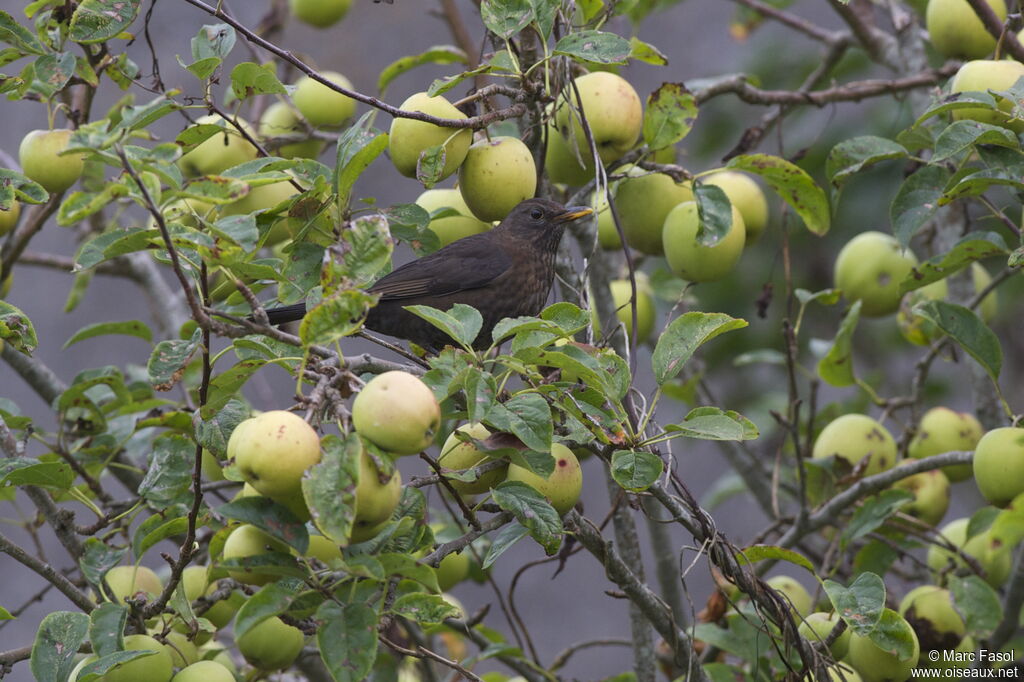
[369,234,512,300]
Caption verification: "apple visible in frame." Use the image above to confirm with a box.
[834,232,918,317]
[765,575,813,618]
[415,188,491,246]
[292,71,357,128]
[554,72,642,164]
[844,609,919,682]
[231,410,321,508]
[104,634,174,682]
[258,101,323,159]
[351,371,441,455]
[197,642,237,674]
[458,136,538,222]
[703,171,769,243]
[201,449,225,482]
[289,0,351,27]
[544,122,594,186]
[222,524,290,586]
[161,629,199,667]
[892,470,950,527]
[907,407,983,482]
[592,188,622,249]
[105,565,163,603]
[828,664,864,682]
[798,611,850,659]
[436,551,471,592]
[927,516,1012,587]
[972,426,1024,507]
[349,519,388,544]
[897,585,965,653]
[236,616,305,670]
[812,414,898,477]
[438,422,506,495]
[349,449,402,543]
[180,565,209,602]
[67,655,97,682]
[0,201,19,236]
[172,660,235,682]
[178,115,259,176]
[389,92,472,181]
[505,443,582,514]
[662,200,746,282]
[950,59,1024,131]
[304,534,343,567]
[201,583,246,629]
[19,129,84,194]
[971,263,998,321]
[614,169,693,255]
[927,0,1007,59]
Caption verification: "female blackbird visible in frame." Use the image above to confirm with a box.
[263,198,592,350]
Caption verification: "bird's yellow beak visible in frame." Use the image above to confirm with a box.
[555,206,593,223]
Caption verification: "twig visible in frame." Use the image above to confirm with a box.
[0,531,95,613]
[964,0,1024,61]
[380,635,484,682]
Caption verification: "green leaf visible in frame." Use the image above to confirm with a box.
[664,407,759,441]
[147,327,201,391]
[217,497,309,554]
[914,91,998,127]
[492,481,562,554]
[378,45,467,94]
[88,603,127,658]
[233,580,302,639]
[79,539,127,587]
[950,575,1002,638]
[392,593,461,624]
[480,0,532,39]
[131,513,188,560]
[841,489,914,545]
[629,37,668,65]
[898,233,1007,294]
[30,611,90,682]
[652,312,747,385]
[0,169,47,207]
[933,120,1019,162]
[299,289,376,346]
[201,359,267,419]
[404,303,483,351]
[914,301,1001,382]
[891,165,950,248]
[463,367,497,423]
[69,0,140,43]
[817,299,860,388]
[64,320,153,349]
[416,143,448,188]
[530,0,558,38]
[736,546,814,573]
[825,136,907,194]
[32,52,76,97]
[610,450,663,491]
[727,154,830,235]
[642,82,697,150]
[693,183,733,246]
[335,112,388,207]
[302,434,359,545]
[485,393,552,453]
[317,601,378,682]
[191,23,235,61]
[341,213,394,287]
[823,572,884,636]
[137,434,194,505]
[554,30,632,64]
[195,399,249,458]
[230,61,285,101]
[482,520,529,569]
[0,11,45,54]
[0,458,74,490]
[868,608,918,662]
[0,300,38,354]
[78,651,156,681]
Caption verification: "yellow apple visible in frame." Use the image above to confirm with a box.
[0,201,20,236]
[351,371,441,455]
[292,71,357,128]
[614,169,693,255]
[415,188,491,246]
[19,129,84,194]
[950,59,1024,131]
[892,470,950,526]
[554,72,642,164]
[898,263,998,345]
[703,171,769,243]
[592,188,622,249]
[595,277,656,344]
[389,92,472,181]
[972,426,1024,507]
[505,443,582,514]
[811,414,897,477]
[289,0,351,27]
[927,516,1012,587]
[662,200,746,282]
[161,629,199,667]
[258,101,323,159]
[544,122,595,186]
[178,115,259,176]
[353,449,403,531]
[834,231,917,317]
[235,616,305,670]
[105,565,163,603]
[844,609,919,682]
[458,136,538,222]
[231,410,321,508]
[898,585,966,654]
[438,422,505,495]
[222,524,290,586]
[908,406,983,482]
[798,611,850,659]
[172,660,236,682]
[765,575,813,618]
[303,534,343,567]
[201,583,245,629]
[436,551,471,592]
[927,0,1007,59]
[104,634,174,682]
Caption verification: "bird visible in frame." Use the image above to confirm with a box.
[261,198,592,351]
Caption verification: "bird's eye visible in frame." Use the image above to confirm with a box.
[530,208,543,220]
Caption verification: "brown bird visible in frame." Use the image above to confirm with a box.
[262,198,592,351]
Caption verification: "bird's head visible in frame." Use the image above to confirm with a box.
[496,198,592,247]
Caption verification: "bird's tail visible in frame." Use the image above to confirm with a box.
[260,302,307,326]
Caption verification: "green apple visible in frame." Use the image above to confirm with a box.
[927,0,1007,59]
[350,449,402,541]
[908,407,983,482]
[812,414,897,477]
[172,660,236,682]
[197,641,237,673]
[436,551,471,592]
[303,534,343,567]
[416,188,491,246]
[201,449,225,482]
[180,565,209,602]
[292,71,357,127]
[178,114,258,176]
[104,634,174,682]
[19,129,84,194]
[67,655,97,682]
[389,92,472,181]
[161,629,199,667]
[201,583,245,629]
[349,519,388,544]
[352,371,441,456]
[703,171,769,243]
[950,59,1024,131]
[231,410,321,509]
[505,443,582,514]
[835,231,917,317]
[236,616,305,670]
[223,178,297,218]
[289,0,351,27]
[828,664,863,682]
[614,170,693,255]
[971,263,998,321]
[592,188,621,249]
[663,200,746,282]
[972,426,1024,507]
[0,201,19,236]
[458,136,538,222]
[554,72,642,164]
[798,611,850,659]
[600,277,656,343]
[766,575,813,618]
[258,101,323,159]
[844,609,919,682]
[105,564,163,603]
[927,516,1012,587]
[438,422,506,495]
[222,524,290,586]
[896,262,998,345]
[892,470,950,527]
[545,122,594,186]
[897,585,965,654]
